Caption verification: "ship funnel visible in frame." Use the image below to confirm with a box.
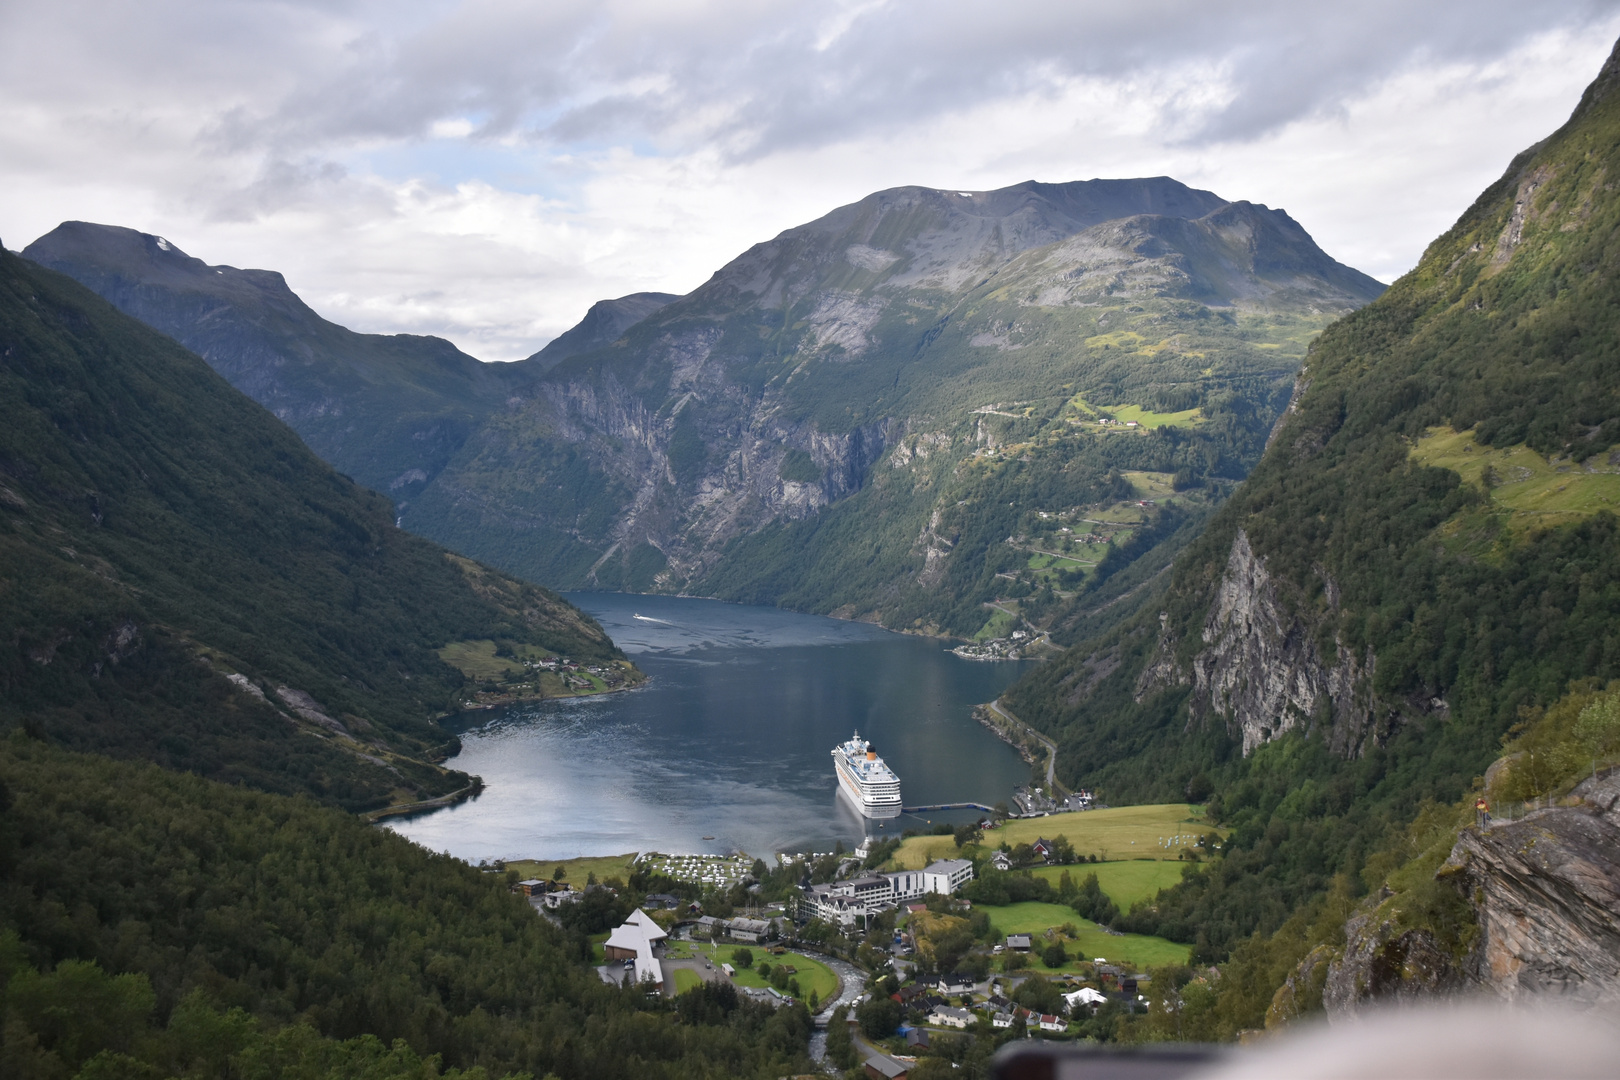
[867,751,876,760]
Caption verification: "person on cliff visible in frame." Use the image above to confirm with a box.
[1475,796,1491,830]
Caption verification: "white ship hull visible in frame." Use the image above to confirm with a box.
[832,734,902,819]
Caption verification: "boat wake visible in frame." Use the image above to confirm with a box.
[632,614,675,625]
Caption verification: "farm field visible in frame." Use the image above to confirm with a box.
[981,902,1189,970]
[886,804,1215,870]
[1026,860,1197,911]
[505,852,639,885]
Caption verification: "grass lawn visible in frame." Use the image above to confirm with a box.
[505,852,640,886]
[886,804,1217,870]
[701,944,840,1004]
[671,969,704,995]
[1025,860,1197,911]
[982,902,1189,970]
[588,932,610,965]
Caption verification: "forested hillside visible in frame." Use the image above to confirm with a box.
[0,248,627,813]
[22,222,518,501]
[0,738,812,1078]
[1001,33,1620,1012]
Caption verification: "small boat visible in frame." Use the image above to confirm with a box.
[702,835,716,840]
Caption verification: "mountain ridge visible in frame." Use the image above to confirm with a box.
[0,245,628,812]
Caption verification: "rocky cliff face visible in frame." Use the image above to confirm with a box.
[1136,528,1435,757]
[1322,769,1620,1015]
[404,177,1382,613]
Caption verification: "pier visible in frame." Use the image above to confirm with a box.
[899,802,996,814]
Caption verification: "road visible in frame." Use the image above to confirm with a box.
[989,698,1057,789]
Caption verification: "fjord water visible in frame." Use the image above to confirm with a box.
[387,594,1032,862]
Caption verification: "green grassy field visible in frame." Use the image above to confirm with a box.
[981,902,1189,970]
[1025,860,1196,911]
[1411,426,1620,531]
[671,968,704,994]
[437,638,555,679]
[505,852,640,885]
[704,946,840,1003]
[887,804,1216,869]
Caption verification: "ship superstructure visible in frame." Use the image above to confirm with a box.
[832,731,902,818]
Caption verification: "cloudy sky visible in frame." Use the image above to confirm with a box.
[3,1,1618,361]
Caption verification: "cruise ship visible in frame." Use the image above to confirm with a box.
[832,731,902,818]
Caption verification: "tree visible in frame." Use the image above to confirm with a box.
[856,997,901,1040]
[1042,941,1068,969]
[1012,974,1063,1015]
[1057,870,1077,901]
[826,1007,858,1069]
[730,947,753,969]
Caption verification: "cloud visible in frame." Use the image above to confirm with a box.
[1,1,1618,359]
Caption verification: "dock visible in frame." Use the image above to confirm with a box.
[899,802,996,814]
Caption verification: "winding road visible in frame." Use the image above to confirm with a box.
[988,698,1057,789]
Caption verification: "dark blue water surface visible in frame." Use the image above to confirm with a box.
[386,594,1032,862]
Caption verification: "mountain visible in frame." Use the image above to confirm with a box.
[400,178,1384,635]
[1004,36,1620,1032]
[0,245,628,813]
[523,291,680,372]
[22,222,517,502]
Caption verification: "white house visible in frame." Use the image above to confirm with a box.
[603,908,666,989]
[931,1005,973,1029]
[1064,987,1108,1013]
[922,858,974,895]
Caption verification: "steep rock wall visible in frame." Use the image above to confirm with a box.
[1137,528,1388,756]
[1322,769,1620,1016]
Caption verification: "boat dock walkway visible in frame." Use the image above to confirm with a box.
[900,802,996,814]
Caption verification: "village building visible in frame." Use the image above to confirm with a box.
[864,1054,909,1080]
[921,858,974,895]
[1005,934,1032,952]
[931,1005,973,1029]
[602,908,666,989]
[936,972,975,996]
[1065,987,1108,1013]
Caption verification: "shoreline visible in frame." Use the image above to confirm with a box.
[365,777,484,823]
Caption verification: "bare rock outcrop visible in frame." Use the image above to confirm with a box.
[1445,769,1620,1005]
[1137,529,1395,756]
[1321,768,1620,1018]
